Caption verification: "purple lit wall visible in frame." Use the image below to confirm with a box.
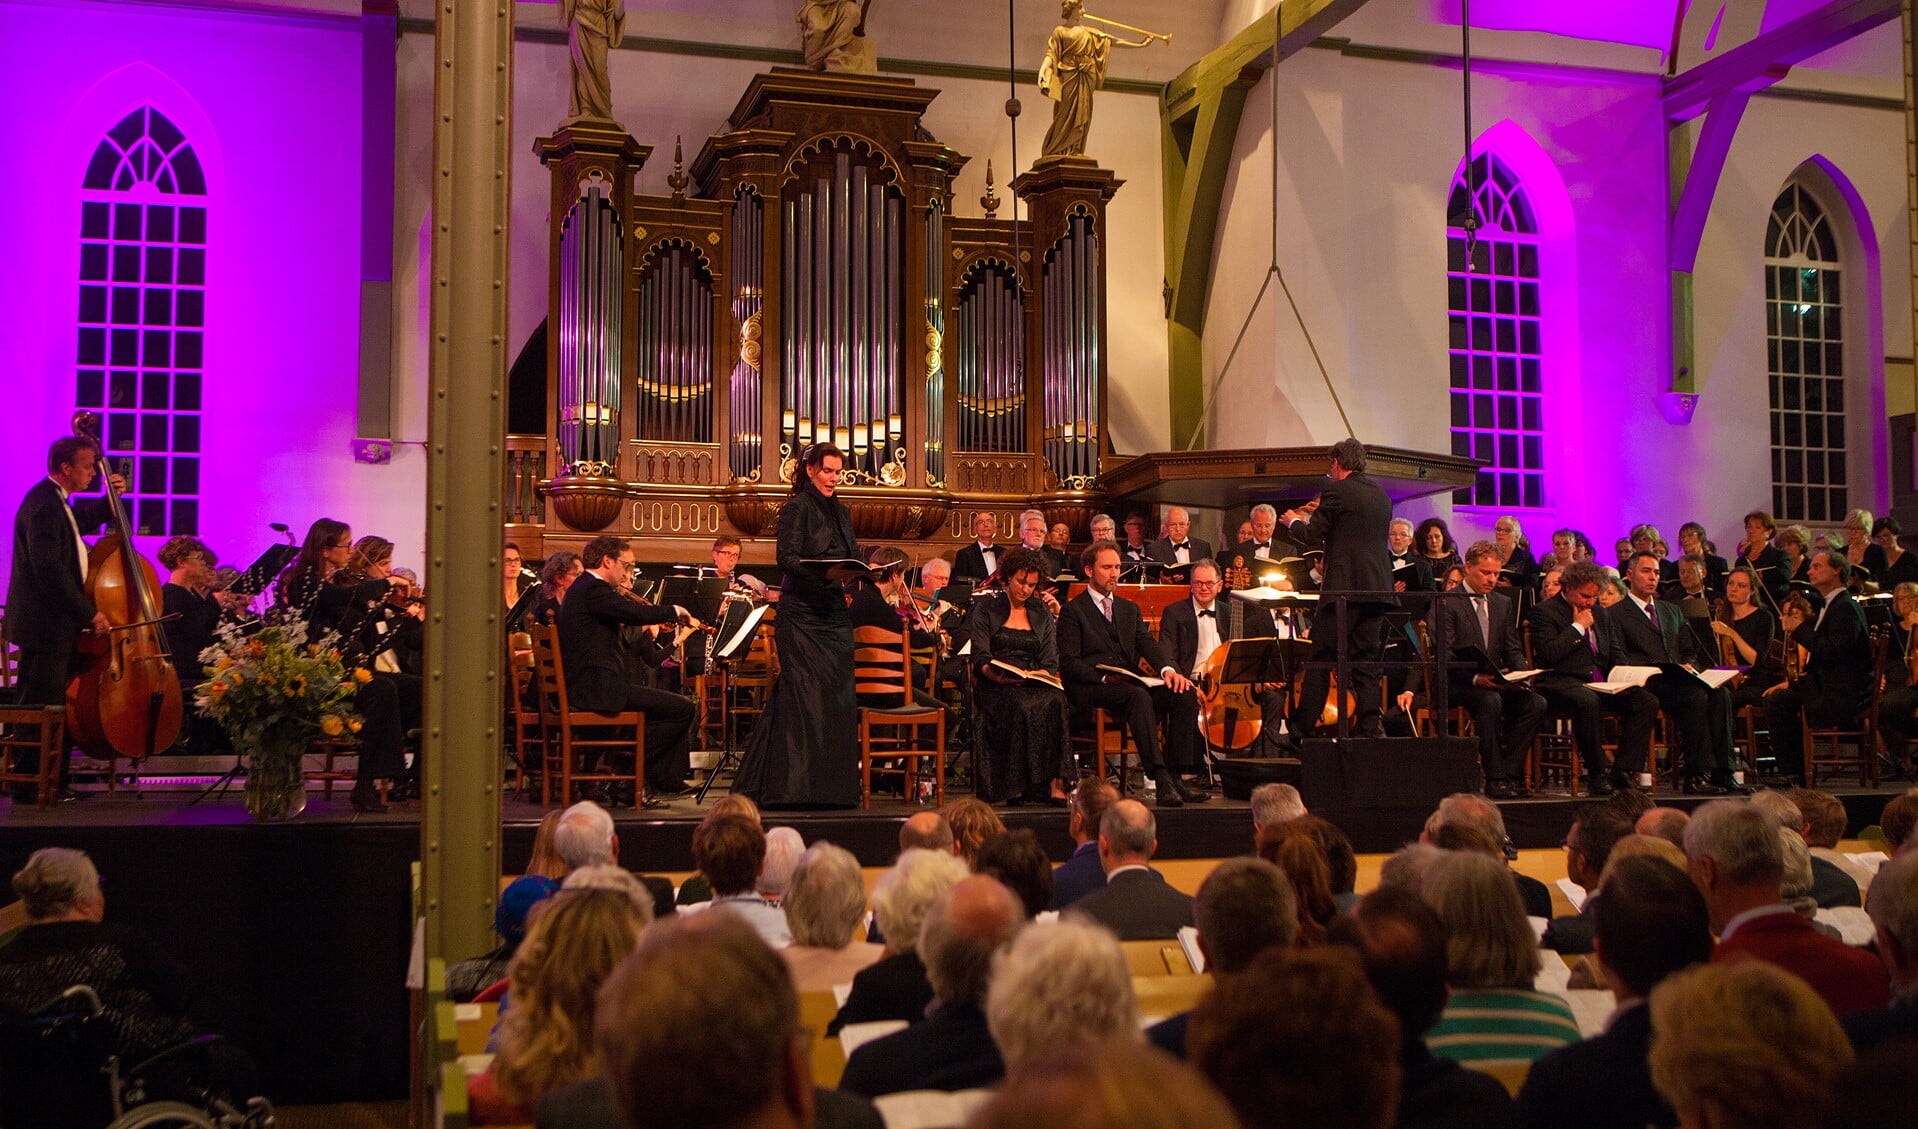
[0,2,417,591]
[1428,0,1683,52]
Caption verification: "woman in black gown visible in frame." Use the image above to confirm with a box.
[968,547,1071,806]
[1714,567,1784,717]
[735,443,861,808]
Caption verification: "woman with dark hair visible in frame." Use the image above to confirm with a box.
[969,545,1072,805]
[1414,517,1460,578]
[735,443,862,807]
[272,517,407,812]
[1874,517,1918,588]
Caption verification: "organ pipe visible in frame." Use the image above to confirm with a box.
[557,183,622,476]
[1042,213,1099,487]
[634,243,713,444]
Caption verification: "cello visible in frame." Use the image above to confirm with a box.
[64,411,184,761]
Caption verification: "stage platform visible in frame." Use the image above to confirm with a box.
[0,771,1906,1105]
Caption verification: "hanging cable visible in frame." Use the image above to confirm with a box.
[1460,0,1479,269]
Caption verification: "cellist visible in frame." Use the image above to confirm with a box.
[3,436,124,803]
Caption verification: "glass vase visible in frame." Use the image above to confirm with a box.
[244,738,308,821]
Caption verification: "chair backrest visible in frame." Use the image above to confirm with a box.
[853,624,910,708]
[528,622,568,726]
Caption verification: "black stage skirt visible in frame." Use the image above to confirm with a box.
[733,598,858,807]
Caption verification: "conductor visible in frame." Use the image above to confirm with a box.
[1278,438,1396,742]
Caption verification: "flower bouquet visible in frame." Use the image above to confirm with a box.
[195,620,364,820]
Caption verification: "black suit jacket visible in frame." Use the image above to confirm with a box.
[535,1075,883,1129]
[1612,596,1708,668]
[1793,588,1873,715]
[5,478,111,650]
[1528,594,1624,682]
[1145,536,1213,570]
[827,950,932,1035]
[556,572,677,713]
[952,542,1000,583]
[837,1001,1005,1098]
[1284,471,1396,605]
[1515,1003,1675,1129]
[1066,866,1194,940]
[1058,589,1173,688]
[1389,550,1436,592]
[1399,1043,1517,1129]
[1157,596,1277,677]
[1434,587,1526,686]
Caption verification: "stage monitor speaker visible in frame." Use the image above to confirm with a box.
[1212,756,1302,801]
[1299,737,1479,815]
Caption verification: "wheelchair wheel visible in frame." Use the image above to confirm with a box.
[105,1100,221,1129]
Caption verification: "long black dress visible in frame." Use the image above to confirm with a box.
[968,594,1070,803]
[734,479,860,807]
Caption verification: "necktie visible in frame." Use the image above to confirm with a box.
[1475,595,1491,646]
[1587,623,1601,680]
[1100,595,1112,622]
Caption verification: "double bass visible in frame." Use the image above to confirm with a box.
[64,411,184,760]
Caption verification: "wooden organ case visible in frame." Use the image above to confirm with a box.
[523,70,1122,563]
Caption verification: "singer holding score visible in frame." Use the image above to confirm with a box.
[969,546,1072,806]
[734,442,862,808]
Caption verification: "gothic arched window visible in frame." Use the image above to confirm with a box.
[1764,183,1845,523]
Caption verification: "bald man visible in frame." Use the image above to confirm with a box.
[1146,507,1213,584]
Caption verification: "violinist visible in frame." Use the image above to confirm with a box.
[1762,550,1871,782]
[157,536,221,687]
[968,546,1072,806]
[1714,566,1784,717]
[848,546,941,709]
[1874,582,1918,767]
[528,550,582,629]
[4,436,123,802]
[274,519,406,812]
[560,535,700,799]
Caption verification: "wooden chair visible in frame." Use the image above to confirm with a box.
[1070,707,1143,794]
[1804,632,1889,789]
[305,737,372,801]
[504,631,547,802]
[0,704,67,808]
[854,625,945,809]
[798,990,848,1088]
[528,622,643,808]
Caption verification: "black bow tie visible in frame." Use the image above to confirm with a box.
[1197,608,1215,618]
[1254,542,1268,549]
[1172,541,1189,551]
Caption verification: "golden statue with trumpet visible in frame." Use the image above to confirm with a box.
[1039,0,1168,159]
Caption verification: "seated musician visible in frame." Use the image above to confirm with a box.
[158,535,227,755]
[504,542,535,609]
[1058,540,1207,807]
[1668,553,1720,660]
[968,546,1072,805]
[848,546,941,710]
[1615,552,1740,795]
[1527,560,1659,796]
[913,555,973,742]
[1016,509,1070,595]
[953,512,1001,583]
[680,536,763,681]
[1876,518,1918,588]
[1157,559,1288,758]
[1762,550,1873,782]
[559,535,700,799]
[1421,541,1547,799]
[1714,566,1785,716]
[528,550,582,628]
[1876,582,1918,766]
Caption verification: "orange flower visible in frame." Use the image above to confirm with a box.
[347,719,363,734]
[353,668,373,684]
[320,714,344,737]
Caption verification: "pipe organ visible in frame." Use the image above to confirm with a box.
[531,72,1123,558]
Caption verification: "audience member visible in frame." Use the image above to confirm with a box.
[781,842,884,994]
[1543,802,1633,953]
[1793,787,1873,895]
[1597,834,1687,880]
[942,798,1006,869]
[1647,962,1853,1129]
[1147,857,1297,1058]
[1817,1038,1918,1129]
[1378,842,1445,892]
[1881,790,1918,853]
[1189,946,1403,1129]
[1844,850,1918,1051]
[1749,788,1858,908]
[553,799,618,871]
[1683,799,1887,1015]
[696,814,791,949]
[525,809,568,879]
[1249,782,1306,832]
[1052,777,1119,909]
[828,848,969,1033]
[473,888,649,1124]
[1605,785,1655,823]
[967,1041,1243,1129]
[561,864,659,916]
[898,811,956,855]
[1068,800,1195,940]
[974,829,1055,918]
[1254,817,1338,945]
[1329,887,1516,1129]
[1421,851,1579,1065]
[447,874,558,1001]
[1633,806,1689,848]
[987,917,1139,1073]
[675,794,764,905]
[1515,857,1712,1129]
[759,826,807,902]
[559,911,883,1129]
[1306,813,1360,911]
[1421,793,1550,918]
[840,877,1023,1097]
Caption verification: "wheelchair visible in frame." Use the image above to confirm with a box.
[0,985,274,1129]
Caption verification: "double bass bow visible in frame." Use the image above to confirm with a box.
[64,411,184,761]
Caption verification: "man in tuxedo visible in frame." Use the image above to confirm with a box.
[1616,551,1736,795]
[1762,549,1874,780]
[1278,438,1396,741]
[1119,514,1151,564]
[952,511,1001,582]
[1516,857,1714,1129]
[1431,542,1546,799]
[1066,800,1195,940]
[558,535,700,798]
[4,437,123,802]
[1527,560,1660,796]
[1145,506,1212,584]
[1015,508,1068,596]
[1059,541,1207,805]
[1224,504,1298,580]
[1386,517,1434,593]
[1158,559,1286,754]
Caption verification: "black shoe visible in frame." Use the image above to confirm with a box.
[1711,774,1753,795]
[1585,776,1614,797]
[1151,770,1185,809]
[1354,718,1388,739]
[1174,775,1211,804]
[1610,770,1640,793]
[1682,776,1729,796]
[350,783,387,814]
[1486,780,1518,800]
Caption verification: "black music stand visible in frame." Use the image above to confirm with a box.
[661,576,730,627]
[230,544,298,600]
[696,601,772,804]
